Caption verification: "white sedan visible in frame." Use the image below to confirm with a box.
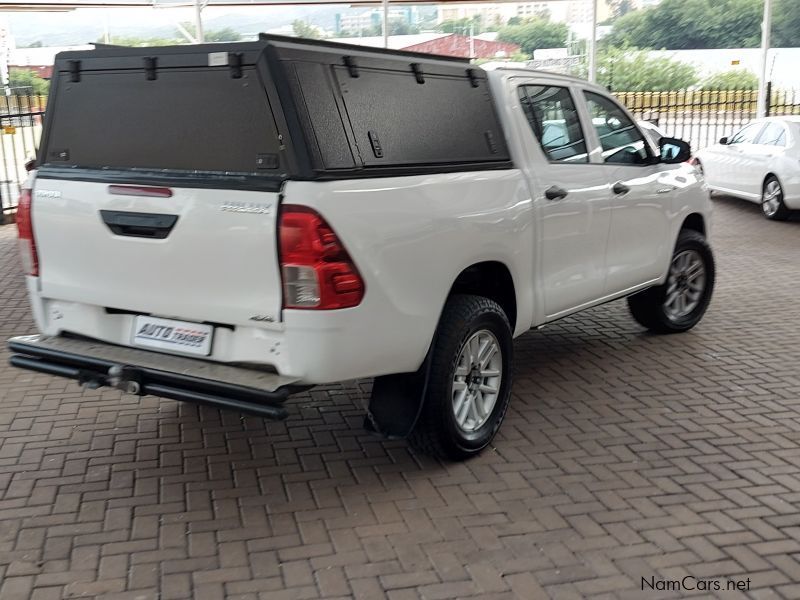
[695,117,800,220]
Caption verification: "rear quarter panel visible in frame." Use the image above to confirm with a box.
[282,170,533,378]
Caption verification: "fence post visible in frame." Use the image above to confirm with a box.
[765,81,772,117]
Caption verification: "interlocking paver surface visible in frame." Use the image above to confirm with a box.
[1,196,799,600]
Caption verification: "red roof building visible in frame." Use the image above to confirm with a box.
[402,34,519,60]
[9,65,53,79]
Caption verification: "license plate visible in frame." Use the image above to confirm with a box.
[131,316,213,357]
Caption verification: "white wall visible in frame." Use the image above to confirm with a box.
[649,48,800,88]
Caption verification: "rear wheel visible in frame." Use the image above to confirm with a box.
[762,176,791,221]
[627,229,715,334]
[409,294,513,460]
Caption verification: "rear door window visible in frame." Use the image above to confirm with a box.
[518,85,588,163]
[756,122,786,147]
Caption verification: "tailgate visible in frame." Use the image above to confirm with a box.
[31,45,290,329]
[33,178,283,327]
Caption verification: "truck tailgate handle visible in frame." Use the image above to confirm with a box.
[100,210,178,239]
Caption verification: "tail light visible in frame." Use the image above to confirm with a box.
[279,205,364,310]
[16,188,39,276]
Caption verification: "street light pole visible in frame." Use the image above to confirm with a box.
[588,0,598,83]
[382,0,389,48]
[757,0,772,117]
[194,0,205,44]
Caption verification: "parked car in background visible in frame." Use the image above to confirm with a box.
[695,117,800,220]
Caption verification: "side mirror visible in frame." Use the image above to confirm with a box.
[719,137,729,145]
[24,159,36,172]
[659,137,691,164]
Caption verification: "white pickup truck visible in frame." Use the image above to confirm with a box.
[9,36,714,459]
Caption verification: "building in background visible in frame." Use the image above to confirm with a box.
[515,2,569,21]
[436,4,519,28]
[328,32,519,59]
[567,0,612,22]
[8,45,94,83]
[335,6,425,35]
[514,1,612,23]
[328,33,450,50]
[404,33,519,58]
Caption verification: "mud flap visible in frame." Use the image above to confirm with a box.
[364,348,434,439]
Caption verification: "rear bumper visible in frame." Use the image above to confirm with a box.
[7,335,302,419]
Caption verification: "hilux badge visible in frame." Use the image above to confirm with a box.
[35,190,62,199]
[220,201,273,214]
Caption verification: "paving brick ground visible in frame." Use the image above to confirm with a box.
[1,196,799,600]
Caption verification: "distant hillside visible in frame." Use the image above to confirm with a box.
[7,5,346,47]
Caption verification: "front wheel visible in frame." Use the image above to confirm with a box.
[627,229,715,334]
[409,294,513,460]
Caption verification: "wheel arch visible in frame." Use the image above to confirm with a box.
[446,261,518,332]
[680,212,706,236]
[764,172,781,189]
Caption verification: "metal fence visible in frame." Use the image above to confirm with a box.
[0,95,46,224]
[616,88,800,153]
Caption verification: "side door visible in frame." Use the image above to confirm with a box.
[724,122,767,197]
[581,90,675,295]
[514,82,613,320]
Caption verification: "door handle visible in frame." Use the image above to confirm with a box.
[613,182,630,195]
[544,185,568,201]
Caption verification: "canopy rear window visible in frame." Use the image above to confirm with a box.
[43,67,283,175]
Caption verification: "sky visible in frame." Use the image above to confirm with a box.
[3,4,351,46]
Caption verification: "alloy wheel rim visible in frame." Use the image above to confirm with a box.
[763,181,782,217]
[664,249,706,321]
[451,330,503,433]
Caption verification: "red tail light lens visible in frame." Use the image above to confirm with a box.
[16,188,39,276]
[279,205,364,309]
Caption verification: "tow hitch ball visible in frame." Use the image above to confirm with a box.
[79,365,143,395]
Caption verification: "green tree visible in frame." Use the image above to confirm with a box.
[104,34,180,46]
[438,17,484,35]
[292,20,323,39]
[604,0,764,49]
[598,48,699,91]
[701,69,759,90]
[8,69,50,95]
[387,19,420,35]
[772,0,800,47]
[497,17,569,56]
[608,0,635,19]
[25,41,44,48]
[337,18,419,38]
[205,27,242,42]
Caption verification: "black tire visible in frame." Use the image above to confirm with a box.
[627,229,715,334]
[761,175,791,221]
[409,294,513,460]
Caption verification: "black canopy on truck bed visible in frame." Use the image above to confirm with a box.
[38,35,513,191]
